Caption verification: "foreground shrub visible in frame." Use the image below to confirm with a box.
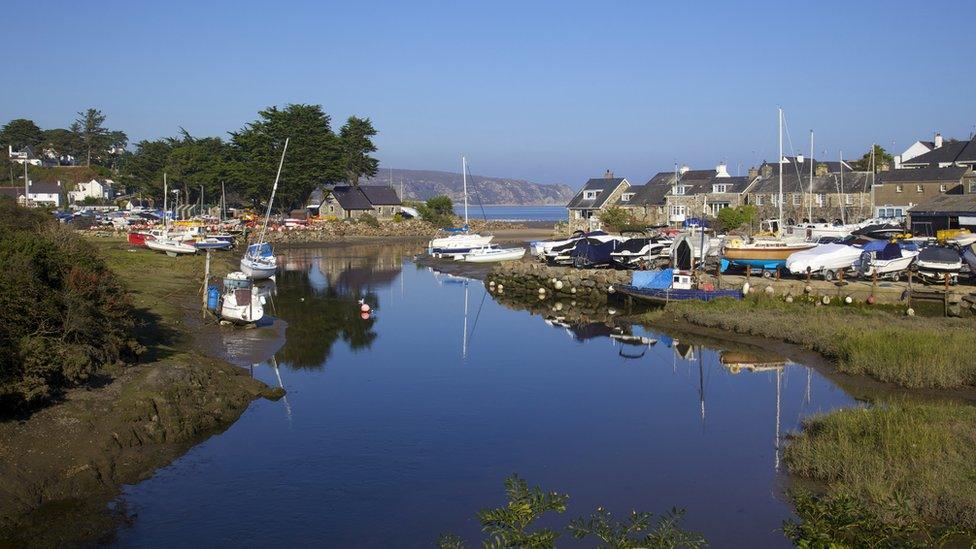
[0,199,137,414]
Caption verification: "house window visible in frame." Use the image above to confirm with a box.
[845,194,853,205]
[940,184,947,192]
[673,185,687,196]
[329,205,335,212]
[792,194,801,206]
[583,190,602,200]
[755,195,764,205]
[669,205,687,216]
[895,185,903,193]
[815,194,824,206]
[916,185,923,193]
[971,182,976,193]
[712,184,729,193]
[620,192,635,202]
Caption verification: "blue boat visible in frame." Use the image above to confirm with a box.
[615,268,742,305]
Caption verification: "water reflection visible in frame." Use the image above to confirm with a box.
[116,244,856,548]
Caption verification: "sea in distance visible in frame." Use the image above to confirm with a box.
[452,204,566,222]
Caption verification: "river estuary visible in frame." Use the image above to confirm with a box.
[114,243,856,547]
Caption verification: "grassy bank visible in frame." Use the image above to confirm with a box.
[665,297,976,390]
[783,401,976,545]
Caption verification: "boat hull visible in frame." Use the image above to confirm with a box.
[463,248,526,263]
[241,258,277,280]
[146,239,197,255]
[616,283,742,305]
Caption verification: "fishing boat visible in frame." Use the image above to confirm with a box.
[614,267,742,305]
[915,245,963,284]
[785,241,864,280]
[241,138,289,280]
[854,241,918,280]
[218,272,265,324]
[461,246,526,263]
[427,156,493,256]
[146,174,198,256]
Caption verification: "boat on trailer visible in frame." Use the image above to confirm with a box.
[854,241,918,280]
[915,245,963,284]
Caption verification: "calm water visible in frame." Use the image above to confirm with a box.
[453,204,566,221]
[115,244,855,547]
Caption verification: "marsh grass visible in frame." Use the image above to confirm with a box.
[667,297,976,389]
[784,401,976,542]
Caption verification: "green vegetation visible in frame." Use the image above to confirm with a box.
[783,402,976,545]
[0,119,44,151]
[357,212,380,228]
[714,204,756,232]
[438,474,704,548]
[339,116,379,185]
[597,206,636,232]
[417,195,455,227]
[0,199,138,414]
[666,296,976,389]
[851,144,895,173]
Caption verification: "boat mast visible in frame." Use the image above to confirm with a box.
[163,173,168,233]
[462,155,469,225]
[256,137,290,249]
[839,150,846,225]
[808,130,814,223]
[221,181,226,222]
[778,107,784,233]
[870,143,876,219]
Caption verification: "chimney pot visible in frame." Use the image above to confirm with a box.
[935,132,943,148]
[604,169,614,179]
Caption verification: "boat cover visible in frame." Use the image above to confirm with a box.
[877,242,904,261]
[246,243,273,257]
[616,238,651,253]
[632,269,674,290]
[860,240,888,252]
[569,238,620,264]
[918,246,961,264]
[963,244,976,271]
[674,240,693,270]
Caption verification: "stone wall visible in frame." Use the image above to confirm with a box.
[487,260,631,305]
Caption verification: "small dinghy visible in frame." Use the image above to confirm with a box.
[192,237,234,250]
[916,245,963,284]
[855,241,918,280]
[462,246,526,263]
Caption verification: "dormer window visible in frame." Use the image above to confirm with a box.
[712,184,729,193]
[673,185,688,196]
[583,189,603,200]
[620,192,635,202]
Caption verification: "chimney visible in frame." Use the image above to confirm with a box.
[796,154,805,164]
[761,164,773,177]
[678,165,690,175]
[604,169,614,179]
[815,163,828,176]
[715,163,731,178]
[748,166,759,179]
[935,132,943,148]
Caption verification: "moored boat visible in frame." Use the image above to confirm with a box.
[614,267,742,305]
[462,246,526,263]
[241,138,288,280]
[218,272,265,324]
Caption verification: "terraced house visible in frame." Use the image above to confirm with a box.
[874,166,971,221]
[616,171,676,226]
[744,157,872,223]
[565,171,630,230]
[664,164,753,224]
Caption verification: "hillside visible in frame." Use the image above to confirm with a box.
[361,168,574,205]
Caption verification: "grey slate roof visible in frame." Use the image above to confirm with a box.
[901,137,976,166]
[329,186,374,210]
[566,177,627,209]
[360,185,401,205]
[0,187,25,199]
[749,172,872,194]
[671,174,752,195]
[760,157,851,175]
[28,181,62,194]
[910,193,976,214]
[878,166,968,184]
[627,172,675,205]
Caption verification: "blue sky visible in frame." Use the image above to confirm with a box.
[2,1,974,185]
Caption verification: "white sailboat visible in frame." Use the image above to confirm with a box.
[427,156,493,256]
[146,173,198,257]
[241,138,289,280]
[219,271,265,323]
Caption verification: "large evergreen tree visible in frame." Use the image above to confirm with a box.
[339,116,379,186]
[40,128,83,161]
[230,104,343,210]
[0,119,43,152]
[72,108,109,166]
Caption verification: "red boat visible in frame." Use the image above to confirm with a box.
[127,231,154,247]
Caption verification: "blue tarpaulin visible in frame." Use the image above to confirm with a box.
[632,269,673,289]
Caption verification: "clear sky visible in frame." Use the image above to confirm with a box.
[2,1,974,186]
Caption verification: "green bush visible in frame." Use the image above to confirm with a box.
[358,213,380,228]
[715,205,756,232]
[0,198,137,414]
[417,195,455,227]
[597,206,635,232]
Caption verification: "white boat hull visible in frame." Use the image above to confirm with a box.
[146,238,198,256]
[463,247,526,263]
[428,234,494,255]
[786,244,863,275]
[241,257,277,280]
[220,288,264,323]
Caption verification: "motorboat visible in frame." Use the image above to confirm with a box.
[784,221,862,242]
[721,238,816,273]
[146,236,198,256]
[851,223,905,241]
[915,245,963,284]
[610,234,672,268]
[242,138,289,280]
[786,242,864,280]
[462,246,526,263]
[854,241,918,280]
[530,230,593,257]
[546,233,624,265]
[192,237,234,250]
[562,236,625,268]
[241,242,277,280]
[218,272,265,324]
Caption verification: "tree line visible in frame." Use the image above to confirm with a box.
[0,104,380,211]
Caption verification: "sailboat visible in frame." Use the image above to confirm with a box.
[146,173,198,256]
[722,108,815,272]
[427,156,493,256]
[241,138,289,280]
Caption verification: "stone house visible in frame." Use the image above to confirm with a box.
[616,171,675,226]
[309,185,402,219]
[359,186,402,219]
[744,160,872,224]
[664,164,753,225]
[873,166,970,220]
[565,171,630,231]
